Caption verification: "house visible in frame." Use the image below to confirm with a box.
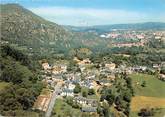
[86,74,95,80]
[73,57,81,63]
[83,58,91,64]
[161,62,165,67]
[100,34,106,38]
[78,58,91,65]
[99,79,112,86]
[136,34,144,39]
[74,96,98,107]
[72,77,81,84]
[52,65,67,75]
[105,63,116,70]
[42,62,50,70]
[155,36,161,39]
[61,83,75,97]
[125,67,133,74]
[67,83,76,90]
[159,74,165,81]
[141,66,147,71]
[61,89,74,97]
[81,107,97,112]
[79,65,86,72]
[80,80,94,89]
[132,66,147,72]
[153,64,160,69]
[65,73,81,83]
[107,74,116,81]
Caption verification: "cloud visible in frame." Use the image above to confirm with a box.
[29,6,165,26]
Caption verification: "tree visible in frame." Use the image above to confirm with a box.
[115,96,123,111]
[82,91,88,97]
[88,88,95,95]
[0,45,43,116]
[160,67,165,74]
[66,97,73,106]
[106,94,115,106]
[100,88,115,106]
[102,102,110,117]
[124,104,130,116]
[123,90,132,102]
[100,95,105,102]
[97,106,104,116]
[73,84,81,94]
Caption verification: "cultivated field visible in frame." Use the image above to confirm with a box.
[131,96,165,111]
[129,73,165,117]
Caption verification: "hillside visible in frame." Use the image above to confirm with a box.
[0,44,44,116]
[1,4,71,43]
[0,4,76,57]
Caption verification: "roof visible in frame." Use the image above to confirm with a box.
[63,88,73,93]
[81,107,97,112]
[74,96,98,106]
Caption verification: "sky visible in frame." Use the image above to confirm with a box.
[1,0,165,26]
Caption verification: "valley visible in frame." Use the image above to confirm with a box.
[0,3,165,117]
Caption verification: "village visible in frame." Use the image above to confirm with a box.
[33,55,165,116]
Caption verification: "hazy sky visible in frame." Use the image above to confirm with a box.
[1,0,165,26]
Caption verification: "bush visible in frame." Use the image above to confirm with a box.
[138,108,154,117]
[141,81,146,87]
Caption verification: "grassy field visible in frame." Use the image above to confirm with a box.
[129,73,165,97]
[0,82,10,90]
[51,98,98,117]
[129,73,165,117]
[51,99,81,117]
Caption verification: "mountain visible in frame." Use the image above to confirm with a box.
[1,4,75,57]
[66,22,165,33]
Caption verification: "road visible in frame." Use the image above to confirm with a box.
[45,83,62,117]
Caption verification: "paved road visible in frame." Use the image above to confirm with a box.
[45,83,61,117]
